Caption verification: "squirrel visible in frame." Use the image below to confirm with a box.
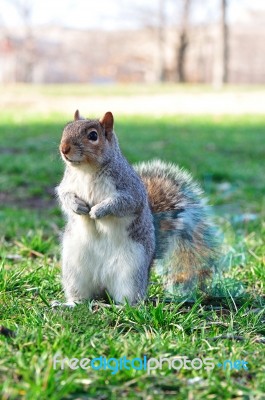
[54,110,219,307]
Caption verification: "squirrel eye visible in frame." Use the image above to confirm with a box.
[87,130,98,141]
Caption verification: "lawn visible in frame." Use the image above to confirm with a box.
[0,106,265,399]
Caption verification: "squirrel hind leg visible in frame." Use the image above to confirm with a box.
[105,253,150,305]
[106,277,147,305]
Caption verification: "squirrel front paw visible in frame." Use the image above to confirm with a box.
[71,194,90,215]
[89,204,108,219]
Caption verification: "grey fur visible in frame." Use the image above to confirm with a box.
[56,115,155,305]
[56,115,219,305]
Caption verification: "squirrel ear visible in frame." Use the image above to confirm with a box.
[74,110,85,121]
[100,112,114,141]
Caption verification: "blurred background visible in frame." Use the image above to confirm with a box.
[0,0,265,117]
[0,0,264,86]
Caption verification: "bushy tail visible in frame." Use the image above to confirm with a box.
[134,160,221,296]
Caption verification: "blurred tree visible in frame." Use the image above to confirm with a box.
[221,0,229,84]
[213,0,229,86]
[158,0,167,82]
[3,0,36,82]
[123,0,169,82]
[176,0,191,83]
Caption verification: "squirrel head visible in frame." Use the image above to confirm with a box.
[60,110,115,167]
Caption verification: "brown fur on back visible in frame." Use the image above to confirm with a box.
[141,176,181,212]
[134,160,221,293]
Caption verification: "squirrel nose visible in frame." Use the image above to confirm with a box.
[61,143,71,155]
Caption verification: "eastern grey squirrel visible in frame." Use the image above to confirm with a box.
[54,110,218,307]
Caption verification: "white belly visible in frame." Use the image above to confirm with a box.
[62,213,144,301]
[59,167,146,303]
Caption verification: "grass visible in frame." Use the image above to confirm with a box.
[0,109,265,399]
[2,83,265,98]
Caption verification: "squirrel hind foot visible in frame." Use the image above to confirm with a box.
[51,300,83,308]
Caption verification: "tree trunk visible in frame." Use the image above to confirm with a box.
[213,0,229,87]
[221,0,229,84]
[158,0,167,82]
[176,0,190,83]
